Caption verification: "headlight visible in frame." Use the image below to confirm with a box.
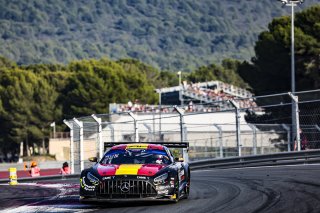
[87,172,99,184]
[154,173,168,184]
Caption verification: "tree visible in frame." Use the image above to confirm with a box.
[239,5,320,135]
[240,5,320,95]
[187,59,249,89]
[62,65,111,118]
[62,58,158,118]
[0,67,59,157]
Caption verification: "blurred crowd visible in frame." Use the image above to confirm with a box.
[112,81,259,114]
[183,82,258,110]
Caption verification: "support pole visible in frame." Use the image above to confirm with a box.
[213,124,223,158]
[91,114,103,159]
[63,119,74,174]
[174,106,189,162]
[159,90,162,141]
[128,112,139,142]
[291,3,297,151]
[279,0,303,151]
[51,122,56,139]
[153,112,155,141]
[282,124,291,152]
[229,100,242,157]
[289,92,300,151]
[73,118,84,171]
[248,124,257,155]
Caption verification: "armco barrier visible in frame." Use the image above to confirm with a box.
[189,149,320,169]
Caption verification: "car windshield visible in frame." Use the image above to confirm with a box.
[100,149,171,165]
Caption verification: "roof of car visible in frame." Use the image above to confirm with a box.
[110,143,165,150]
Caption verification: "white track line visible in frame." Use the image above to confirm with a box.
[0,183,95,213]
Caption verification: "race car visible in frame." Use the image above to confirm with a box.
[80,142,190,202]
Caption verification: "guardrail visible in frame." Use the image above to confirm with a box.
[189,149,320,169]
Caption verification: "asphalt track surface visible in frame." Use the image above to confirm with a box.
[1,164,320,213]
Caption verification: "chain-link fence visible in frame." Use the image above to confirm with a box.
[63,89,320,173]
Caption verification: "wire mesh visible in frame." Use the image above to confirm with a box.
[63,90,320,173]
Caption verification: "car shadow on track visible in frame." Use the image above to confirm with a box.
[82,200,184,209]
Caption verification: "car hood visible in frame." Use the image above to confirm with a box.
[97,164,167,177]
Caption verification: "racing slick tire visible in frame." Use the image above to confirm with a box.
[184,170,190,199]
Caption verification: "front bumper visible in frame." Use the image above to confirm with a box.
[80,175,177,201]
[79,195,177,202]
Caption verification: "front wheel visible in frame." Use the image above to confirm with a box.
[184,173,190,199]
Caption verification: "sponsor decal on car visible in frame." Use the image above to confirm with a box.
[80,177,95,191]
[126,144,148,149]
[156,185,171,190]
[102,176,112,180]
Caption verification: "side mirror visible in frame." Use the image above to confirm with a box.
[175,157,184,162]
[88,157,98,163]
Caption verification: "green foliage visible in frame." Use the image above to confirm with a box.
[157,71,179,88]
[0,56,17,68]
[0,67,58,155]
[62,58,158,118]
[240,5,320,128]
[0,0,318,71]
[187,59,250,89]
[0,57,162,155]
[239,5,320,95]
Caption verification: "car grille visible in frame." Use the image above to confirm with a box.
[98,179,157,199]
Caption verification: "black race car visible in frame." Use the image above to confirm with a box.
[80,142,190,202]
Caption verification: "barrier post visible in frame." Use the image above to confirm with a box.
[229,100,242,157]
[174,106,189,163]
[9,168,18,185]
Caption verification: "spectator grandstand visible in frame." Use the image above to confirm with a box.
[110,80,259,114]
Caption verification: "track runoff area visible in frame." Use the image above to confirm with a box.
[1,164,320,213]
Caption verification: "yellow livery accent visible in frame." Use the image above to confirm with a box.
[116,164,143,175]
[126,144,148,149]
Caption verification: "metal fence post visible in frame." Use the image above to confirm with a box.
[174,106,189,163]
[128,112,139,142]
[158,90,162,141]
[152,112,156,141]
[63,119,74,174]
[289,93,300,151]
[183,125,188,147]
[213,124,223,158]
[73,118,84,172]
[248,124,257,155]
[282,124,291,152]
[229,100,242,157]
[92,114,103,159]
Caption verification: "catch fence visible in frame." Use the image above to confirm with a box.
[63,90,320,173]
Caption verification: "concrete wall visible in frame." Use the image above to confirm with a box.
[49,138,97,161]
